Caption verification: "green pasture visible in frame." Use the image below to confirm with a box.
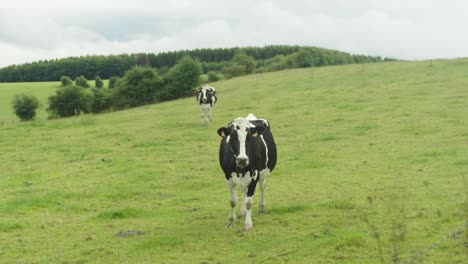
[0,60,467,263]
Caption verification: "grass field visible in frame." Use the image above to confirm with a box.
[0,60,467,263]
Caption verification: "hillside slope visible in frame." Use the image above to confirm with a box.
[0,60,467,263]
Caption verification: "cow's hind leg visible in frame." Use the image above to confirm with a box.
[259,176,266,213]
[226,179,237,227]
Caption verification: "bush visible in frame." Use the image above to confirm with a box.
[11,94,40,121]
[90,88,111,113]
[221,51,257,79]
[60,76,73,87]
[108,76,119,89]
[161,56,202,100]
[47,85,92,117]
[75,75,90,88]
[287,49,313,68]
[111,66,162,109]
[199,75,209,84]
[222,64,247,79]
[233,51,256,74]
[265,55,289,72]
[207,71,221,82]
[95,76,103,88]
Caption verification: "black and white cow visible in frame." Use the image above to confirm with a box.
[217,114,277,231]
[197,85,217,125]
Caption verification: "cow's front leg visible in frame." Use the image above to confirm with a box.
[244,195,254,231]
[207,107,213,123]
[200,109,205,125]
[239,191,247,217]
[244,178,258,231]
[226,179,237,227]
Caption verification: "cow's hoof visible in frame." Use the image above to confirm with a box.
[259,205,266,213]
[226,218,235,227]
[245,224,253,231]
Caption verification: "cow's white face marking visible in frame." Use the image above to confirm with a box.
[230,118,255,168]
[200,87,208,102]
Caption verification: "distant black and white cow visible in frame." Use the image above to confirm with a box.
[197,85,217,125]
[217,114,277,231]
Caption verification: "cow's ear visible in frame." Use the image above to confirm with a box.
[217,127,228,137]
[250,126,265,137]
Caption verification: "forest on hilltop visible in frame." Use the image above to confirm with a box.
[0,45,395,83]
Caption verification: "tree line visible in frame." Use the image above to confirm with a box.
[0,45,396,83]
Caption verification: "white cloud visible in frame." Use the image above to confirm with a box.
[1,0,468,67]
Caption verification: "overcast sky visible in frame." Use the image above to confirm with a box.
[1,0,468,68]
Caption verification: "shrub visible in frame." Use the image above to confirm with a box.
[11,94,40,121]
[287,49,313,68]
[75,75,90,88]
[161,56,202,100]
[199,75,209,84]
[265,55,289,72]
[221,51,257,79]
[233,51,256,74]
[90,88,111,113]
[95,76,103,88]
[222,64,247,79]
[111,66,162,109]
[108,76,119,89]
[60,76,73,87]
[47,85,92,117]
[207,71,221,82]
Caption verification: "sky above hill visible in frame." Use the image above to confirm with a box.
[1,0,468,67]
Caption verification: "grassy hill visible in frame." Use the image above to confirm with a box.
[0,60,467,263]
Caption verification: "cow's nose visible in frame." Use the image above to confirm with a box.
[202,98,207,102]
[236,157,249,167]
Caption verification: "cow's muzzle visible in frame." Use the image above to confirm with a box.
[236,157,249,168]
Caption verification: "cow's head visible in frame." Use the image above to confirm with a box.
[217,118,265,169]
[198,86,216,104]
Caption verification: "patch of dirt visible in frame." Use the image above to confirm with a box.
[116,230,145,237]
